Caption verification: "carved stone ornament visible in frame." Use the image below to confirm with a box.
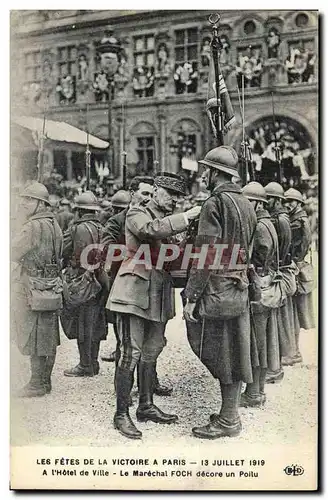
[56,75,76,104]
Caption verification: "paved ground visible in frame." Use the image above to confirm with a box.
[10,289,317,449]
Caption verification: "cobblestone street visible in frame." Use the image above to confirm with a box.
[11,290,317,450]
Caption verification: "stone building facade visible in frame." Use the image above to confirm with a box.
[11,9,318,187]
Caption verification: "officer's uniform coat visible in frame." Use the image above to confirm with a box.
[60,214,108,342]
[289,207,315,330]
[11,211,63,356]
[108,199,189,323]
[184,183,257,385]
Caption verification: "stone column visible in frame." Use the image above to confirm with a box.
[66,149,73,181]
[158,113,167,172]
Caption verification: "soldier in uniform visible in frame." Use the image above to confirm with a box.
[62,191,109,377]
[108,173,201,439]
[55,198,74,232]
[264,182,296,380]
[284,188,315,362]
[241,182,280,407]
[12,182,63,397]
[184,146,257,439]
[99,199,113,225]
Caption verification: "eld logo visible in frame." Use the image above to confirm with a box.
[284,465,305,476]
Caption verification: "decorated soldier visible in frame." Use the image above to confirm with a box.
[61,191,109,377]
[241,182,280,407]
[12,182,63,397]
[184,146,257,439]
[284,188,315,362]
[108,173,201,439]
[264,182,296,380]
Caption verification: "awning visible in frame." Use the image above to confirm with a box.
[12,116,109,149]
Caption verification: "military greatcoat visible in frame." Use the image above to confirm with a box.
[289,206,315,330]
[60,214,108,342]
[11,211,63,356]
[184,183,257,385]
[107,199,189,323]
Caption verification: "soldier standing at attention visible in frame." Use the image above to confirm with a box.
[184,146,257,439]
[284,188,315,362]
[264,182,295,381]
[12,182,63,397]
[62,191,109,377]
[241,182,280,407]
[108,173,201,439]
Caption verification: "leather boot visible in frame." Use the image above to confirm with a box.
[281,356,296,366]
[239,392,263,408]
[136,361,178,424]
[113,367,142,440]
[265,368,284,384]
[192,416,242,439]
[91,341,100,375]
[43,355,56,393]
[64,341,94,377]
[18,355,46,398]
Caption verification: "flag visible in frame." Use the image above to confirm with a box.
[206,57,235,139]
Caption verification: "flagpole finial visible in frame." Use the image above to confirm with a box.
[209,13,220,26]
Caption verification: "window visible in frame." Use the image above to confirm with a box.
[58,45,77,77]
[134,35,155,67]
[136,136,155,174]
[174,28,199,94]
[244,20,256,35]
[295,13,309,28]
[24,51,42,83]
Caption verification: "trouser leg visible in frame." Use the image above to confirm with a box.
[219,381,242,424]
[19,355,46,398]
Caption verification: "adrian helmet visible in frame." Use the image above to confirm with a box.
[264,182,285,199]
[284,188,304,204]
[110,190,131,209]
[242,182,267,203]
[73,191,100,211]
[198,146,240,178]
[20,182,51,205]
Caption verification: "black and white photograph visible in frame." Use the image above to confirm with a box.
[9,8,318,491]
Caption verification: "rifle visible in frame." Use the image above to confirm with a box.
[237,76,255,186]
[85,104,91,191]
[37,92,49,183]
[121,151,127,189]
[209,13,224,146]
[271,91,283,184]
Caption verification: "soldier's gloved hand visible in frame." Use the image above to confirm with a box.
[185,205,201,222]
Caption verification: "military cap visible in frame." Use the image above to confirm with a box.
[100,199,112,209]
[284,188,304,204]
[154,172,186,195]
[111,190,131,208]
[198,146,240,178]
[20,182,51,205]
[60,198,71,206]
[242,182,267,203]
[264,182,285,199]
[73,191,100,211]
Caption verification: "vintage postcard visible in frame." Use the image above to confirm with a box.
[10,8,318,491]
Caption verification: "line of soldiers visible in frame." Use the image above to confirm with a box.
[11,144,315,441]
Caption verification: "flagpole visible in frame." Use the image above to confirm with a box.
[271,91,283,183]
[85,103,91,191]
[209,13,224,146]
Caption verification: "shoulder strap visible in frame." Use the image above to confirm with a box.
[223,192,255,266]
[44,218,61,272]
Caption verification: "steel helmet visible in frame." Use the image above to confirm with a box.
[20,182,51,205]
[284,188,304,204]
[111,190,131,209]
[73,191,100,211]
[264,182,285,199]
[242,182,267,203]
[198,146,240,178]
